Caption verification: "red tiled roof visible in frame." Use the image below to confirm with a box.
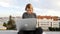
[37,15,58,21]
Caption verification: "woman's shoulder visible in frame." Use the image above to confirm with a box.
[33,13,36,15]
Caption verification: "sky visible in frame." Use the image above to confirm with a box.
[0,0,60,17]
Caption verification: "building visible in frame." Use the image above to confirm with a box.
[37,15,60,30]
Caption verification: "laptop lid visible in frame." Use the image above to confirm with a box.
[16,18,37,31]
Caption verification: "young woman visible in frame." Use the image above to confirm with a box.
[18,3,43,34]
[22,3,36,18]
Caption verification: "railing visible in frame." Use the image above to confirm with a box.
[37,20,59,30]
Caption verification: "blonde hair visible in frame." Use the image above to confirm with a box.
[25,3,33,11]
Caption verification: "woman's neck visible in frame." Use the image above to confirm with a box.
[27,12,33,15]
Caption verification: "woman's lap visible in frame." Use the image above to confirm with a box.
[18,27,43,34]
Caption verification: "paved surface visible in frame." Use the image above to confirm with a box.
[0,30,60,34]
[0,30,18,34]
[44,31,60,34]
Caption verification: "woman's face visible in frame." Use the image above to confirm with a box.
[26,5,33,14]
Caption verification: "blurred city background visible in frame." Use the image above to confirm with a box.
[0,0,60,31]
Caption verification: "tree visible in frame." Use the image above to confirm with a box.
[3,15,16,30]
[3,22,7,27]
[7,15,16,30]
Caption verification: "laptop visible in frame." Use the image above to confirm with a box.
[16,18,37,31]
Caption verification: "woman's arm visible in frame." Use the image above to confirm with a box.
[33,13,37,18]
[22,12,27,19]
[22,13,25,19]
